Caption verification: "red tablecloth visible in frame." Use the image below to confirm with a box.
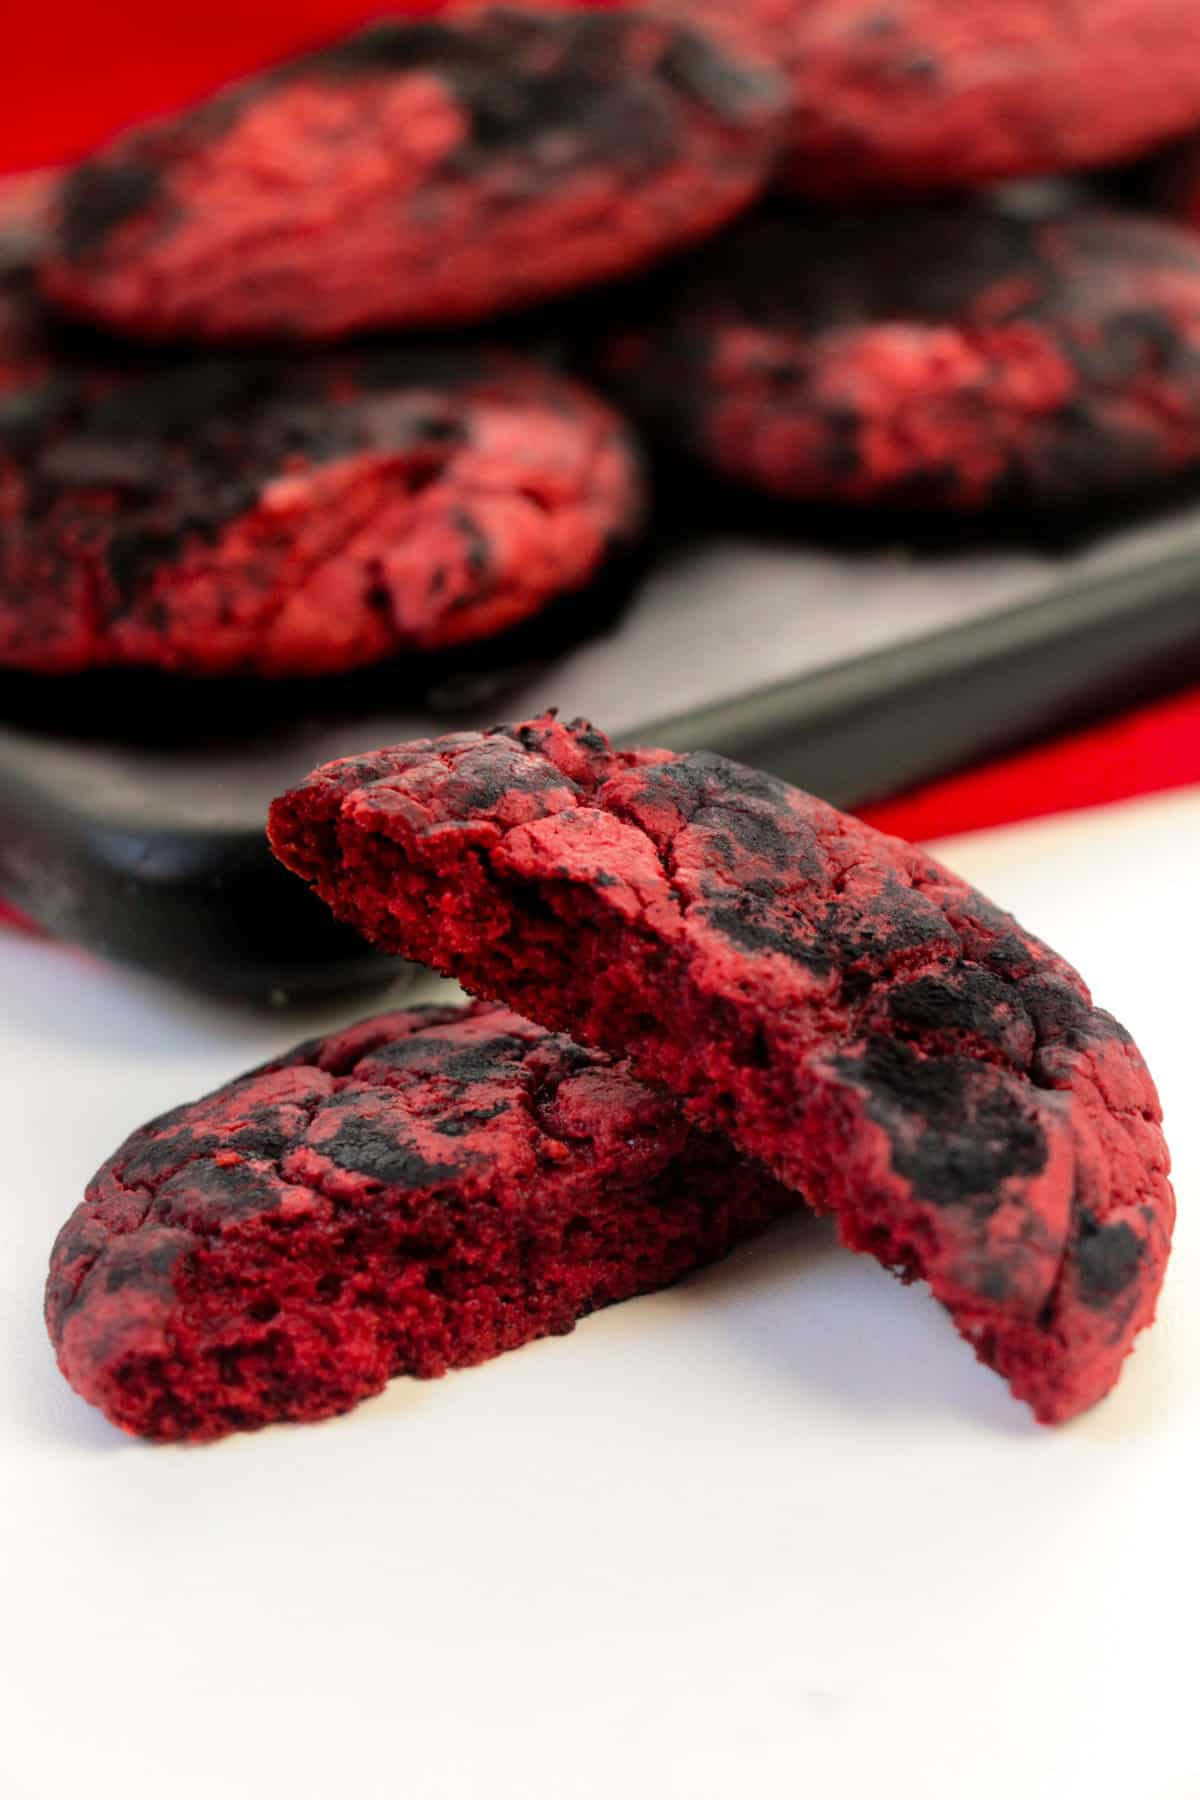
[4,0,1199,848]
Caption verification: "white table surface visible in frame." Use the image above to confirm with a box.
[2,789,1197,1800]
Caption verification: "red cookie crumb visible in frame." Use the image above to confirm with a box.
[270,715,1175,1425]
[665,0,1200,196]
[595,203,1200,511]
[46,1000,794,1441]
[0,341,644,676]
[38,9,786,342]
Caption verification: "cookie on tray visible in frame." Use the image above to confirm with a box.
[594,203,1200,511]
[38,8,786,340]
[664,0,1200,196]
[0,342,644,676]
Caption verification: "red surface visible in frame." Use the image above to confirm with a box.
[1,0,1198,849]
[0,900,38,933]
[861,686,1200,841]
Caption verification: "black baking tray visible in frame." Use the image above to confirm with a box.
[4,475,1200,1002]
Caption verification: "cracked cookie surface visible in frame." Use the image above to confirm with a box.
[0,341,643,676]
[39,8,785,341]
[46,1000,793,1440]
[270,714,1175,1423]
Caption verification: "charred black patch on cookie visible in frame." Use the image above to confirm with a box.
[447,748,578,817]
[1021,976,1131,1051]
[566,720,609,757]
[441,1035,539,1085]
[311,11,767,179]
[100,1258,154,1295]
[888,967,1029,1049]
[363,1030,534,1089]
[104,526,186,604]
[450,507,491,583]
[13,350,499,610]
[655,26,774,121]
[20,357,358,607]
[818,881,954,972]
[629,753,827,883]
[700,896,834,974]
[836,1039,1048,1208]
[100,1234,188,1292]
[1074,1209,1145,1308]
[653,205,1045,339]
[494,718,564,757]
[434,1104,510,1137]
[58,161,164,263]
[116,1112,295,1187]
[318,1114,467,1190]
[156,1157,287,1224]
[948,895,1042,978]
[637,751,795,820]
[713,802,810,869]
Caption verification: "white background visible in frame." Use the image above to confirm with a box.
[2,791,1197,1800]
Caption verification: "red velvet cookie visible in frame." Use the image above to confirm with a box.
[596,203,1200,511]
[38,9,785,342]
[46,1000,793,1441]
[665,0,1200,196]
[270,715,1175,1425]
[0,343,643,676]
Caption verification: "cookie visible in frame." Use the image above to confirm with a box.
[666,0,1200,195]
[38,9,785,342]
[595,203,1200,511]
[269,715,1175,1425]
[0,344,644,676]
[46,1000,793,1441]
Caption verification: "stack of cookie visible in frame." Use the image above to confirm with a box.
[10,3,1200,685]
[46,714,1175,1440]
